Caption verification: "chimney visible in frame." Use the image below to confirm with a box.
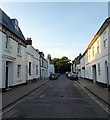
[26,38,32,45]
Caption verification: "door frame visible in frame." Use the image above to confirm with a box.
[92,65,97,83]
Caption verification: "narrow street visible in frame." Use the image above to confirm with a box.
[2,75,109,118]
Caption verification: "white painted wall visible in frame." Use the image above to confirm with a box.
[47,59,55,76]
[26,45,40,81]
[76,64,81,77]
[40,57,48,79]
[81,25,109,85]
[40,67,48,79]
[108,24,110,85]
[80,56,85,78]
[1,31,27,88]
[0,30,2,88]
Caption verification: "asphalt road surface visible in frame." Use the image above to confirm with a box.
[2,75,109,119]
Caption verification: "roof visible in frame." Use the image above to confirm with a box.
[88,17,110,49]
[0,8,27,44]
[81,17,110,58]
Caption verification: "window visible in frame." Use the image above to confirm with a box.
[92,46,94,57]
[103,31,107,48]
[88,50,90,60]
[97,41,99,53]
[104,39,107,48]
[17,43,21,54]
[29,62,31,75]
[6,35,10,49]
[17,65,21,77]
[36,65,38,75]
[98,63,100,75]
[33,64,35,75]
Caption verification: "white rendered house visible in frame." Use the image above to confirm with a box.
[47,59,55,77]
[80,17,110,87]
[26,38,40,82]
[39,52,48,79]
[0,9,27,89]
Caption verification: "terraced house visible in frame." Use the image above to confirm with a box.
[26,38,40,83]
[0,9,50,90]
[0,9,27,89]
[80,17,110,88]
[39,52,48,79]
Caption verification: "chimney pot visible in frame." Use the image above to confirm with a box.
[26,38,32,45]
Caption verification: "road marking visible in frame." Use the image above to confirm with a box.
[73,81,110,115]
[1,81,51,117]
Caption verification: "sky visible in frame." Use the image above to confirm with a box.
[0,2,108,60]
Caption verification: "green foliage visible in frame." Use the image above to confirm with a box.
[51,56,71,73]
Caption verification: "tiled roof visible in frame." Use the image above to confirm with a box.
[0,8,26,43]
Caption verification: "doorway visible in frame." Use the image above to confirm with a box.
[6,61,9,88]
[92,65,97,83]
[105,61,109,87]
[5,61,13,88]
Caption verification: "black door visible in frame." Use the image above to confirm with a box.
[6,61,8,88]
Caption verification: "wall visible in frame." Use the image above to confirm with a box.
[108,24,110,86]
[2,31,27,88]
[80,56,85,78]
[26,45,40,81]
[0,31,2,88]
[82,25,109,85]
[47,59,55,76]
[40,57,48,79]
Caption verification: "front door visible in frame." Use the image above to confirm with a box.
[6,61,9,88]
[105,61,109,87]
[92,65,97,83]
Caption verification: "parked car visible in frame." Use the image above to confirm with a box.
[65,72,69,77]
[67,72,73,78]
[69,72,78,80]
[49,73,57,80]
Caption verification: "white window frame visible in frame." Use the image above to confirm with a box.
[17,65,21,78]
[88,50,90,60]
[5,35,10,50]
[92,46,94,57]
[98,63,100,75]
[97,41,99,53]
[17,43,21,54]
[104,39,107,48]
[103,31,108,48]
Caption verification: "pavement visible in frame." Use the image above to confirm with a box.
[2,79,49,110]
[77,78,110,106]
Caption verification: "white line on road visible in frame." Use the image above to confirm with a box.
[74,81,110,115]
[1,81,52,117]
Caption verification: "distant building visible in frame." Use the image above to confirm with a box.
[80,50,87,79]
[71,54,82,77]
[39,52,48,79]
[47,59,55,76]
[80,17,110,87]
[26,38,40,83]
[0,9,27,89]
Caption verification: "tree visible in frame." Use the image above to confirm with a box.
[51,56,71,73]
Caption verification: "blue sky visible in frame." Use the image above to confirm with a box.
[0,2,108,60]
